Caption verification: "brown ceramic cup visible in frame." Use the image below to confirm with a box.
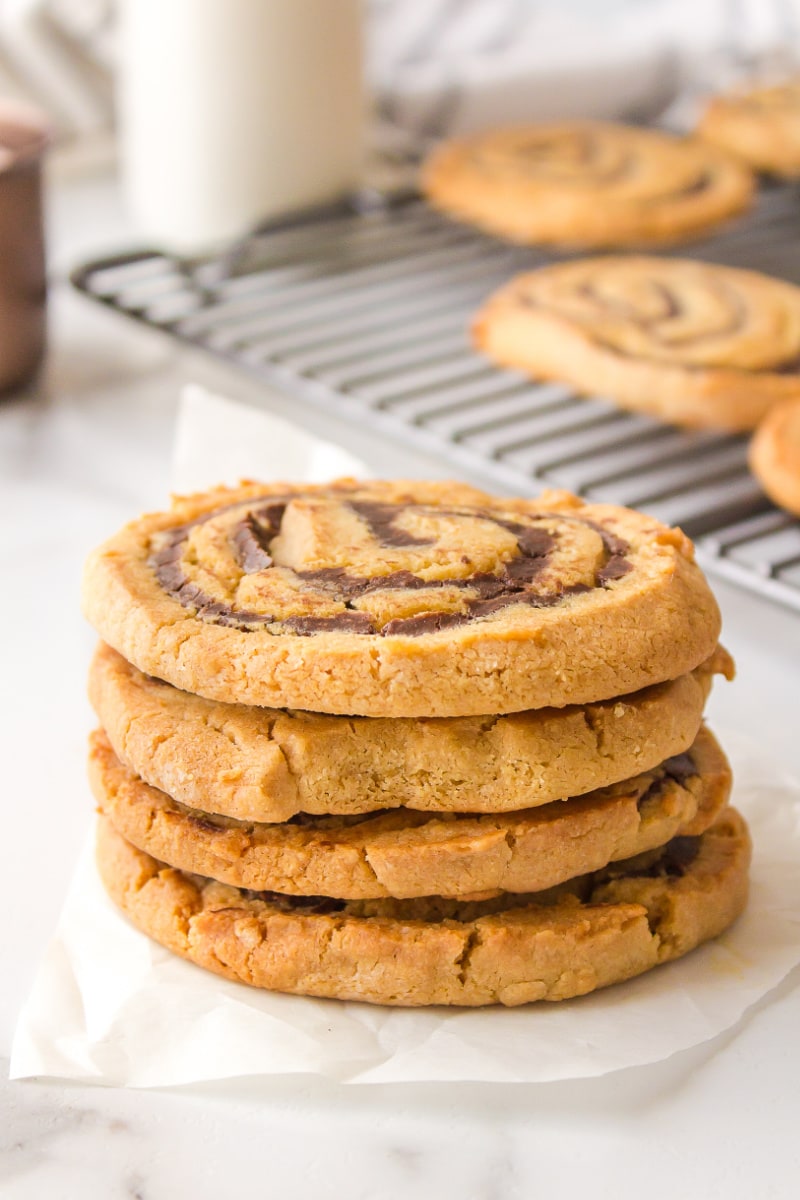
[0,100,48,395]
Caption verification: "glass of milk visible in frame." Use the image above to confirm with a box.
[117,0,364,255]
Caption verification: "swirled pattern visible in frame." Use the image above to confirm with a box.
[149,489,631,636]
[484,257,800,371]
[469,126,711,199]
[474,257,800,430]
[82,480,720,715]
[422,121,753,247]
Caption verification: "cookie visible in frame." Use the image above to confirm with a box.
[749,396,800,516]
[474,257,800,431]
[90,726,731,901]
[81,481,721,717]
[422,122,752,248]
[699,80,800,177]
[96,808,750,1006]
[89,642,732,822]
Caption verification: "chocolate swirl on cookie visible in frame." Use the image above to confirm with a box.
[505,257,800,371]
[149,490,632,636]
[422,121,753,248]
[474,256,800,429]
[82,479,721,715]
[469,125,717,206]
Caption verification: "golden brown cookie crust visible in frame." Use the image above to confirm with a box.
[749,396,800,516]
[90,726,731,900]
[89,642,732,822]
[81,481,721,717]
[699,80,800,177]
[96,809,750,1007]
[473,257,800,431]
[422,122,753,248]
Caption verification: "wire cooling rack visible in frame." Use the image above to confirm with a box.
[71,187,800,612]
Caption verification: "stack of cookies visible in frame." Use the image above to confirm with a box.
[82,480,750,1007]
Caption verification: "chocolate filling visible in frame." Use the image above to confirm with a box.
[349,500,436,548]
[517,273,800,375]
[287,809,394,829]
[233,830,700,919]
[230,503,286,574]
[643,170,714,203]
[281,613,376,635]
[244,891,346,915]
[475,132,637,185]
[149,495,632,636]
[630,834,701,879]
[473,131,715,201]
[596,555,633,584]
[662,751,698,785]
[635,746,699,819]
[381,611,472,637]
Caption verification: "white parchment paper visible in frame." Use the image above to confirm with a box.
[11,387,800,1086]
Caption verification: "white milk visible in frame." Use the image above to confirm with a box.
[117,0,364,254]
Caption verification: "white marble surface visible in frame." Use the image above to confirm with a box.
[2,169,800,1198]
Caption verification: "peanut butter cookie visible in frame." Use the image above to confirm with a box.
[699,79,800,177]
[422,122,752,247]
[96,808,751,1006]
[749,396,800,516]
[90,726,731,900]
[474,257,800,431]
[81,481,721,717]
[89,642,732,821]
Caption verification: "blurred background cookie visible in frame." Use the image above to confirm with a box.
[749,395,800,516]
[474,256,800,430]
[422,122,753,247]
[698,80,800,177]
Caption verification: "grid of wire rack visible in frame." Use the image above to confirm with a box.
[71,186,800,613]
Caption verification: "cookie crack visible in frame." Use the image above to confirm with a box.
[455,928,482,986]
[358,846,387,889]
[503,828,518,857]
[580,705,606,756]
[643,898,674,957]
[318,917,345,976]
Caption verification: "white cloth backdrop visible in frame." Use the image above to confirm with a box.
[2,0,800,141]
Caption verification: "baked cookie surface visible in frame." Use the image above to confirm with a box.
[96,808,750,1006]
[474,257,800,430]
[89,642,732,821]
[699,80,800,176]
[90,726,731,900]
[749,396,800,516]
[81,480,721,717]
[422,122,752,247]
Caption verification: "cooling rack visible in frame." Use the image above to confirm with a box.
[72,186,800,612]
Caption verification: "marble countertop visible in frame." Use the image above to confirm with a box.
[2,169,800,1199]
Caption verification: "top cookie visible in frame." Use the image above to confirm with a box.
[81,480,721,717]
[422,121,753,247]
[699,79,800,177]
